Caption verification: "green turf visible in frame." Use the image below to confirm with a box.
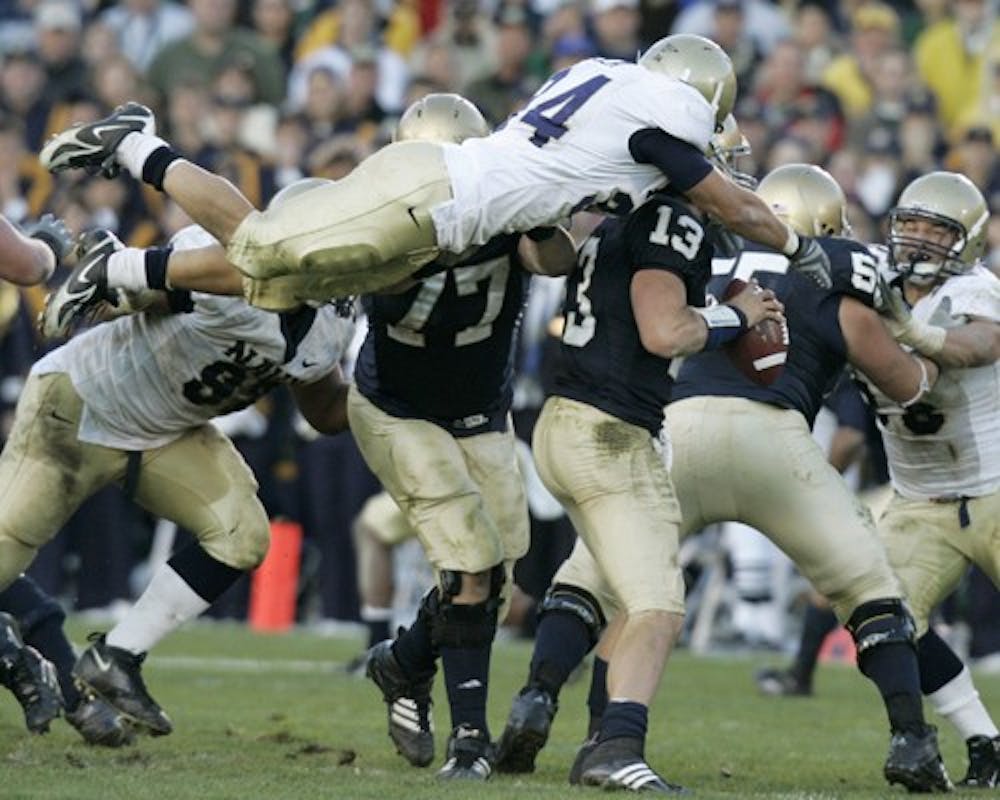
[0,621,995,799]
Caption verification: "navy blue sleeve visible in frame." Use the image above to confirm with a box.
[628,129,714,193]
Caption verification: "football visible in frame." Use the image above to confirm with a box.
[722,279,789,386]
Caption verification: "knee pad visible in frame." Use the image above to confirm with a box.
[428,565,505,649]
[846,598,916,660]
[538,583,607,648]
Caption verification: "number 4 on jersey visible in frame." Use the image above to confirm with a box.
[523,75,610,147]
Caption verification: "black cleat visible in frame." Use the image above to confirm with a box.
[883,725,953,793]
[66,694,134,747]
[39,102,155,177]
[579,736,689,794]
[959,735,1000,788]
[755,667,812,697]
[495,687,556,773]
[73,633,172,736]
[365,639,435,767]
[39,229,123,340]
[0,613,63,734]
[568,733,599,785]
[437,724,494,781]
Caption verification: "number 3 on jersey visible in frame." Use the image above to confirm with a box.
[523,75,610,147]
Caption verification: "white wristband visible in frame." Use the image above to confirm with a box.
[781,227,800,258]
[106,248,149,292]
[900,356,932,408]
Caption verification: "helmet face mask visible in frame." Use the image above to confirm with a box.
[709,114,756,189]
[888,172,988,286]
[756,163,849,238]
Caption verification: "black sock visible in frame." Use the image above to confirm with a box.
[598,700,648,744]
[367,619,392,649]
[587,656,609,736]
[917,628,964,695]
[0,576,80,709]
[528,610,592,701]
[168,543,243,603]
[859,643,926,733]
[790,605,838,685]
[441,643,491,735]
[393,608,436,677]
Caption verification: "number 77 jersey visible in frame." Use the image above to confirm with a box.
[437,59,715,249]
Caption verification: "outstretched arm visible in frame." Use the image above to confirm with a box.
[0,215,56,285]
[164,243,245,296]
[160,161,255,247]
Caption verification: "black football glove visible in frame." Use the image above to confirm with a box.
[24,214,73,263]
[788,236,832,290]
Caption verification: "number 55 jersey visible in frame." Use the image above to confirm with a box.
[855,265,1000,500]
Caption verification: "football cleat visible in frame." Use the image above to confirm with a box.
[437,724,494,781]
[568,733,599,785]
[0,613,63,734]
[495,687,556,773]
[39,102,155,177]
[754,667,812,697]
[39,229,123,340]
[883,725,953,793]
[578,736,689,794]
[66,694,134,747]
[73,633,173,736]
[959,735,1000,788]
[365,639,435,767]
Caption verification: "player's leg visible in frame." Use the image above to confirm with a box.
[881,491,1000,788]
[531,397,687,793]
[0,576,130,746]
[74,424,270,736]
[721,402,951,793]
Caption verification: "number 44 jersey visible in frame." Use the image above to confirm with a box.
[854,264,1000,500]
[432,59,715,252]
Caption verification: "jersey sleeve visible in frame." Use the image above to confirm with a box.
[825,238,880,308]
[625,195,711,281]
[944,269,1000,322]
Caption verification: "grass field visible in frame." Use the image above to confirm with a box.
[1,622,996,799]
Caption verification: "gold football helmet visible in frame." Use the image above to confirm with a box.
[394,93,489,144]
[889,171,988,284]
[709,113,756,188]
[756,164,849,237]
[638,34,737,128]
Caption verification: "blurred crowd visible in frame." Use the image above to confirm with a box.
[0,0,997,653]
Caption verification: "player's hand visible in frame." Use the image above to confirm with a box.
[788,236,832,289]
[875,272,911,338]
[24,214,73,263]
[727,280,784,329]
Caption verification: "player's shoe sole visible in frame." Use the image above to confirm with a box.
[495,688,556,773]
[39,103,155,176]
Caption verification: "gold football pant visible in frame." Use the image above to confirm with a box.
[878,490,1000,635]
[0,373,270,588]
[665,396,901,622]
[231,141,451,305]
[533,397,685,616]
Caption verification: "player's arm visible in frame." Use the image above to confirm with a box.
[0,214,59,285]
[517,226,576,276]
[631,271,782,359]
[290,365,350,435]
[162,244,245,296]
[840,296,939,406]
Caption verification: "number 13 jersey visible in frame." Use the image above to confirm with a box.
[431,59,715,253]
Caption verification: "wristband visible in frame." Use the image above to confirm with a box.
[694,303,748,349]
[144,247,173,290]
[142,146,182,192]
[782,228,800,258]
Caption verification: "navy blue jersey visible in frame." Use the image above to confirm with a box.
[553,192,714,435]
[672,237,881,426]
[355,234,529,436]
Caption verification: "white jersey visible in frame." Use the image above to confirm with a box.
[33,226,355,450]
[431,58,715,252]
[859,265,1000,499]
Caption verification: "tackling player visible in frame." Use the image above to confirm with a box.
[858,172,1000,787]
[39,34,833,321]
[497,164,954,793]
[0,214,71,286]
[0,212,354,737]
[497,182,781,790]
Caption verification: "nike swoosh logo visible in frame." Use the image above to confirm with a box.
[91,648,113,673]
[50,410,74,424]
[406,207,420,228]
[301,360,317,368]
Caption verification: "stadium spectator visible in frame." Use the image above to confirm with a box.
[100,0,194,72]
[34,0,88,104]
[589,0,642,60]
[464,4,538,124]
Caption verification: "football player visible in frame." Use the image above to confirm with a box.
[0,207,355,737]
[497,174,783,791]
[859,172,1000,787]
[497,164,954,793]
[0,213,71,286]
[350,94,575,781]
[39,34,833,321]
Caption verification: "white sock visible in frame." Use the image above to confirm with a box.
[106,565,210,655]
[927,666,1000,740]
[106,247,148,291]
[360,605,393,623]
[115,131,171,181]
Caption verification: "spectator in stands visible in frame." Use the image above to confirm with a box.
[34,1,88,104]
[792,3,838,85]
[252,0,298,71]
[0,50,53,152]
[706,0,762,89]
[100,0,194,72]
[465,4,538,125]
[589,0,641,60]
[672,0,790,55]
